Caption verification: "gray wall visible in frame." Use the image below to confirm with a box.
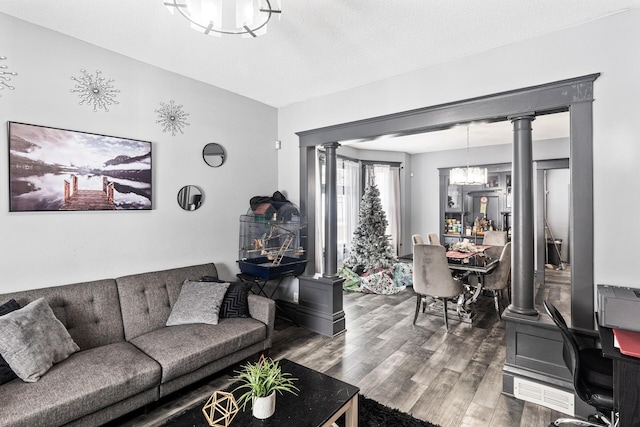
[0,13,278,292]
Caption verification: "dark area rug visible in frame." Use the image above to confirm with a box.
[350,395,440,427]
[162,394,440,427]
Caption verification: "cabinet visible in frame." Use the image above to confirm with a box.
[439,164,512,247]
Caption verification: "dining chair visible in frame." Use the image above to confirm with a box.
[412,244,464,331]
[412,234,424,245]
[469,242,511,316]
[482,230,508,259]
[427,232,440,245]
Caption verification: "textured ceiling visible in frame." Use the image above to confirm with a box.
[1,1,640,108]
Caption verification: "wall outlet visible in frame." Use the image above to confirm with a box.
[293,292,299,303]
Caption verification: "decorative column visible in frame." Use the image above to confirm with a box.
[506,115,538,317]
[296,142,346,336]
[323,142,340,278]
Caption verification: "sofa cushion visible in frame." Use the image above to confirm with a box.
[130,317,266,383]
[0,279,126,350]
[0,341,161,427]
[116,263,218,341]
[0,299,20,385]
[166,281,229,326]
[0,298,80,382]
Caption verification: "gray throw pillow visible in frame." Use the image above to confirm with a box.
[166,280,230,326]
[0,298,80,382]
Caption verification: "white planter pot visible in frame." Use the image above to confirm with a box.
[252,391,276,419]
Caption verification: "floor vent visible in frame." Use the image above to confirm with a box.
[513,377,574,415]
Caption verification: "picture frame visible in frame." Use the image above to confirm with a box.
[8,121,152,212]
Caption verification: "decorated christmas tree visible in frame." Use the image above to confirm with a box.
[344,181,397,273]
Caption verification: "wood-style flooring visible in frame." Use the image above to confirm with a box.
[116,268,572,427]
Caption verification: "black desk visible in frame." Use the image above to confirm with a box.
[598,324,640,427]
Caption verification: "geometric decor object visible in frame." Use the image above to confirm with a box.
[70,69,120,112]
[201,391,239,427]
[0,55,17,97]
[164,0,281,38]
[155,99,190,136]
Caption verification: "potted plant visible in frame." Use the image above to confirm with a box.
[232,356,299,419]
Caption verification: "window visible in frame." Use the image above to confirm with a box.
[316,152,360,274]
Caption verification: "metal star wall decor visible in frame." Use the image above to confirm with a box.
[70,69,120,112]
[155,100,190,136]
[0,55,17,97]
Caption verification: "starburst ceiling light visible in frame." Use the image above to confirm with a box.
[164,0,281,38]
[450,125,488,186]
[0,56,17,97]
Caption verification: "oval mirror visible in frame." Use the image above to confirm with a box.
[177,185,203,211]
[203,143,226,167]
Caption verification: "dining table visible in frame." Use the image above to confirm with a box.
[446,245,499,307]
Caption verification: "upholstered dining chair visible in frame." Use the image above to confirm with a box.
[412,244,464,331]
[412,234,424,245]
[482,230,508,259]
[427,232,440,245]
[469,242,511,316]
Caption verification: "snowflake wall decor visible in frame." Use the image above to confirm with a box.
[155,100,190,136]
[0,56,18,97]
[70,69,120,112]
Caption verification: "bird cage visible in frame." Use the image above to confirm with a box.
[237,202,307,279]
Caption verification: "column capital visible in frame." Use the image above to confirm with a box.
[508,113,536,122]
[322,141,341,150]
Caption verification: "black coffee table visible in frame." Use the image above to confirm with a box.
[168,359,359,427]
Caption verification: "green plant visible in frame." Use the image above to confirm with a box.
[232,356,299,410]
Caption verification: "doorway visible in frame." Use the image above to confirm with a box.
[298,73,597,330]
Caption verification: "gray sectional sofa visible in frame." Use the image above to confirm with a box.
[0,263,275,427]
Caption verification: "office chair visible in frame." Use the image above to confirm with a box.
[412,244,464,331]
[543,301,616,427]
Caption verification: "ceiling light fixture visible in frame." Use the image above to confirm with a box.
[164,0,281,38]
[449,125,488,185]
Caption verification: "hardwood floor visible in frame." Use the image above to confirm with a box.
[117,270,572,427]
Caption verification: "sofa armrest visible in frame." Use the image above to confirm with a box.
[247,294,275,348]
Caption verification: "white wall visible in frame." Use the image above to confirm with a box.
[278,8,640,289]
[0,14,278,292]
[546,169,570,263]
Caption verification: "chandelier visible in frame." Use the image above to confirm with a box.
[449,125,488,185]
[164,0,281,38]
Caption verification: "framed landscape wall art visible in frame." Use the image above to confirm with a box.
[8,122,152,212]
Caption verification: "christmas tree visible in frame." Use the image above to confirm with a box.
[344,181,397,273]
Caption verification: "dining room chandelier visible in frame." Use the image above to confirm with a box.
[164,0,281,38]
[449,125,488,185]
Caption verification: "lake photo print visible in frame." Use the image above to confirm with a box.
[8,122,152,212]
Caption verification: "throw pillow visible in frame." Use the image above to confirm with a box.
[0,298,80,382]
[221,281,252,318]
[166,280,230,326]
[0,299,21,385]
